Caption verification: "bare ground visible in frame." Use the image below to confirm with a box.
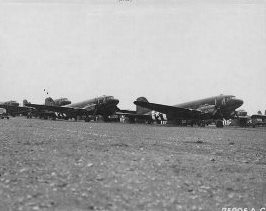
[0,117,265,211]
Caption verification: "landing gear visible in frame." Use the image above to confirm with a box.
[27,113,32,119]
[103,115,109,122]
[200,121,206,127]
[145,119,152,124]
[85,116,91,122]
[216,120,224,128]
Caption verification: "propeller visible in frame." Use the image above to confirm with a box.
[213,99,223,118]
[232,111,239,119]
[93,105,98,116]
[214,106,223,119]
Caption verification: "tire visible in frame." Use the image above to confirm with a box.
[85,117,91,122]
[216,120,223,128]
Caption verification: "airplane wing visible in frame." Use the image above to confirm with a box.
[25,103,90,115]
[133,101,201,118]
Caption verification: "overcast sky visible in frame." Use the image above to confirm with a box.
[0,0,265,114]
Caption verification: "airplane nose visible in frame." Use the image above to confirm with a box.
[236,99,244,107]
[111,99,119,105]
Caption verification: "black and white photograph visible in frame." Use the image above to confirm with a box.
[0,0,265,210]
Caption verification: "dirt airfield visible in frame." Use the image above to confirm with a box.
[0,117,265,211]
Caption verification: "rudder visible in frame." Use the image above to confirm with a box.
[23,99,30,106]
[45,97,55,106]
[136,97,151,114]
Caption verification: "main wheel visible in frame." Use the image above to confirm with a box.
[216,120,223,128]
[85,117,91,122]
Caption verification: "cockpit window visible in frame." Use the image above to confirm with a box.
[104,96,114,101]
[224,96,236,103]
[98,96,114,103]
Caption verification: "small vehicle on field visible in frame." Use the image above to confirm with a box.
[250,114,266,128]
[0,112,9,119]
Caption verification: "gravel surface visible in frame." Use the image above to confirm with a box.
[0,117,265,211]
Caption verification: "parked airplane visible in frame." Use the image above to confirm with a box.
[0,100,33,117]
[25,95,119,122]
[134,94,243,127]
[25,97,72,119]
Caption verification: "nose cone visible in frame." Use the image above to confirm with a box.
[235,98,244,108]
[110,98,119,106]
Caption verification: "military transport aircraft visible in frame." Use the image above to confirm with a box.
[25,95,119,122]
[134,94,243,127]
[25,97,72,119]
[0,100,33,117]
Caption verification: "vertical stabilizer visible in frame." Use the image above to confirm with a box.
[23,99,30,106]
[45,97,55,106]
[136,97,151,114]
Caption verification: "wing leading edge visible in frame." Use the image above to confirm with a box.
[25,103,89,115]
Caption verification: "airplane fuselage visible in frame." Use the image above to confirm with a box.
[168,94,243,121]
[63,95,119,118]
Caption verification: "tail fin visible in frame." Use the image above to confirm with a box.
[45,97,55,106]
[136,97,151,114]
[23,99,30,106]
